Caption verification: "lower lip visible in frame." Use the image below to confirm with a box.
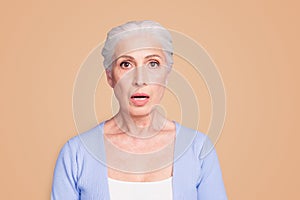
[130,97,150,106]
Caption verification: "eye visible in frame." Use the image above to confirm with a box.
[147,61,160,69]
[120,61,133,69]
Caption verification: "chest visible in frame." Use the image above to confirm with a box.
[104,132,175,181]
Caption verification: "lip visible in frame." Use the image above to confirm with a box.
[130,93,150,106]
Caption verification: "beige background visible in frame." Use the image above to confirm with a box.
[1,0,299,199]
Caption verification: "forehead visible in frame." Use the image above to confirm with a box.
[114,33,165,59]
[115,49,166,61]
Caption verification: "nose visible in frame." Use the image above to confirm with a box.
[133,66,147,86]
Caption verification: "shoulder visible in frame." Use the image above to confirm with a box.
[58,122,105,157]
[174,122,214,159]
[175,122,208,145]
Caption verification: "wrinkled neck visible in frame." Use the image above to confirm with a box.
[114,108,167,138]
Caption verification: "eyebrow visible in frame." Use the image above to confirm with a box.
[145,54,163,59]
[116,54,163,60]
[116,55,134,60]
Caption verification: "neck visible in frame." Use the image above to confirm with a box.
[114,109,167,138]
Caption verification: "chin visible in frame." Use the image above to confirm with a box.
[128,106,153,117]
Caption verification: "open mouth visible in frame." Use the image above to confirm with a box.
[130,93,150,100]
[130,93,150,106]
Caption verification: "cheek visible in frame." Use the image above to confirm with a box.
[112,67,131,84]
[113,74,132,99]
[150,71,169,86]
[111,69,123,87]
[151,85,166,100]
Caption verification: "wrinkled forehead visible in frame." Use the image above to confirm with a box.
[113,33,165,60]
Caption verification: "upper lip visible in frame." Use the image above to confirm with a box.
[130,93,150,98]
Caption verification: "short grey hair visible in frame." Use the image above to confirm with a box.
[101,20,174,71]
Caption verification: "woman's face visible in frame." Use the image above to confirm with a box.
[106,37,170,117]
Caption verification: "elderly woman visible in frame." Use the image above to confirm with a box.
[51,20,227,200]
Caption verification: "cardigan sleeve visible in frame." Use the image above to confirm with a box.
[51,140,80,200]
[196,139,228,200]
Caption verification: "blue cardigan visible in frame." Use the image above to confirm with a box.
[51,122,227,200]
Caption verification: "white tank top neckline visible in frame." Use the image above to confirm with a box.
[108,176,173,200]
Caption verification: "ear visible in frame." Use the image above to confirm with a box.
[106,69,114,88]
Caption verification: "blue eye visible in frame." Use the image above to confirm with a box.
[120,61,132,69]
[148,61,160,68]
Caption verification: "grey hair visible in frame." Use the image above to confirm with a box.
[101,20,174,71]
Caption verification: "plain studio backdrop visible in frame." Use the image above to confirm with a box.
[0,0,299,199]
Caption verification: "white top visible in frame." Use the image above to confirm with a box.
[108,177,173,200]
